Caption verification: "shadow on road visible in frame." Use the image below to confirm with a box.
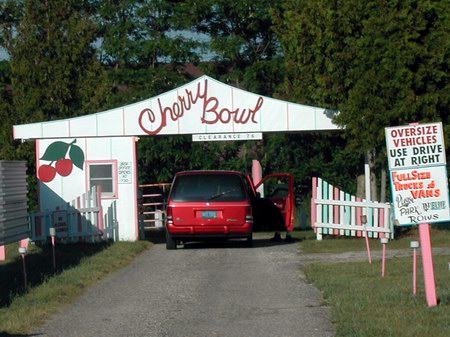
[142,228,166,244]
[0,332,42,337]
[183,237,300,249]
[142,229,300,249]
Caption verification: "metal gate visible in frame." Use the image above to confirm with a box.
[138,183,171,237]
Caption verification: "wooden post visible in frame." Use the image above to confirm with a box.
[18,247,27,288]
[362,214,372,264]
[411,241,419,296]
[50,227,56,270]
[381,237,388,277]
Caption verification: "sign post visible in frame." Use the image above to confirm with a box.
[418,223,437,305]
[385,122,449,307]
[410,240,419,296]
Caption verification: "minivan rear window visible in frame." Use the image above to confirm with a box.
[170,173,247,202]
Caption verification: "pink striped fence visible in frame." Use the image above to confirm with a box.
[311,177,394,240]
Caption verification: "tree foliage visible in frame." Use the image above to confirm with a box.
[1,0,448,204]
[183,0,285,94]
[0,0,23,52]
[274,0,450,167]
[11,0,109,123]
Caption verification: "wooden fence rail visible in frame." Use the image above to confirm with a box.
[311,177,394,240]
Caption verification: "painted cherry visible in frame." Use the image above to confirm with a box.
[55,159,73,177]
[38,164,57,182]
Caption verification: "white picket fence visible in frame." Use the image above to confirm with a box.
[29,186,119,243]
[311,177,394,240]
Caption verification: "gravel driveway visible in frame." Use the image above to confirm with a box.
[34,236,334,337]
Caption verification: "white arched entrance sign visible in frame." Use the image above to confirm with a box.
[13,75,340,241]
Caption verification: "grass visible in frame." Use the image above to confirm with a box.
[305,256,450,337]
[0,240,151,335]
[300,226,450,337]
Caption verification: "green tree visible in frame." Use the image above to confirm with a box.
[135,0,200,68]
[262,133,362,197]
[0,1,23,160]
[138,136,256,184]
[98,0,143,68]
[0,60,15,159]
[183,0,284,94]
[11,0,110,123]
[98,0,199,68]
[274,0,450,196]
[0,0,23,54]
[97,0,201,107]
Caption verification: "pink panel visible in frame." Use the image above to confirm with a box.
[334,187,339,236]
[379,208,385,238]
[133,138,139,240]
[97,185,105,232]
[20,239,29,249]
[356,198,362,237]
[419,223,438,307]
[0,246,5,261]
[311,177,317,231]
[252,160,262,186]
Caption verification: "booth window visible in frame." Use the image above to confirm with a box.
[86,161,117,198]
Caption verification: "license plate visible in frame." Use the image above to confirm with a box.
[202,210,217,219]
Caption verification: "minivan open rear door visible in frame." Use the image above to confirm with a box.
[254,173,295,232]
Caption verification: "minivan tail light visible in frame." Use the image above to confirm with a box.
[245,206,253,223]
[166,207,173,225]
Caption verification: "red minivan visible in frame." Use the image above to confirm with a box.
[165,171,256,249]
[165,170,295,249]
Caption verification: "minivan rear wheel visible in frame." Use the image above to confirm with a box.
[165,229,177,250]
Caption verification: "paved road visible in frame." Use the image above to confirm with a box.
[35,237,334,337]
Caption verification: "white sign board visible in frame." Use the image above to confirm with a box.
[386,122,450,225]
[52,210,68,236]
[390,166,450,224]
[385,123,446,169]
[192,132,262,142]
[118,161,132,184]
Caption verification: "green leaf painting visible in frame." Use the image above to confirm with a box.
[40,141,70,162]
[40,139,84,170]
[69,144,85,170]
